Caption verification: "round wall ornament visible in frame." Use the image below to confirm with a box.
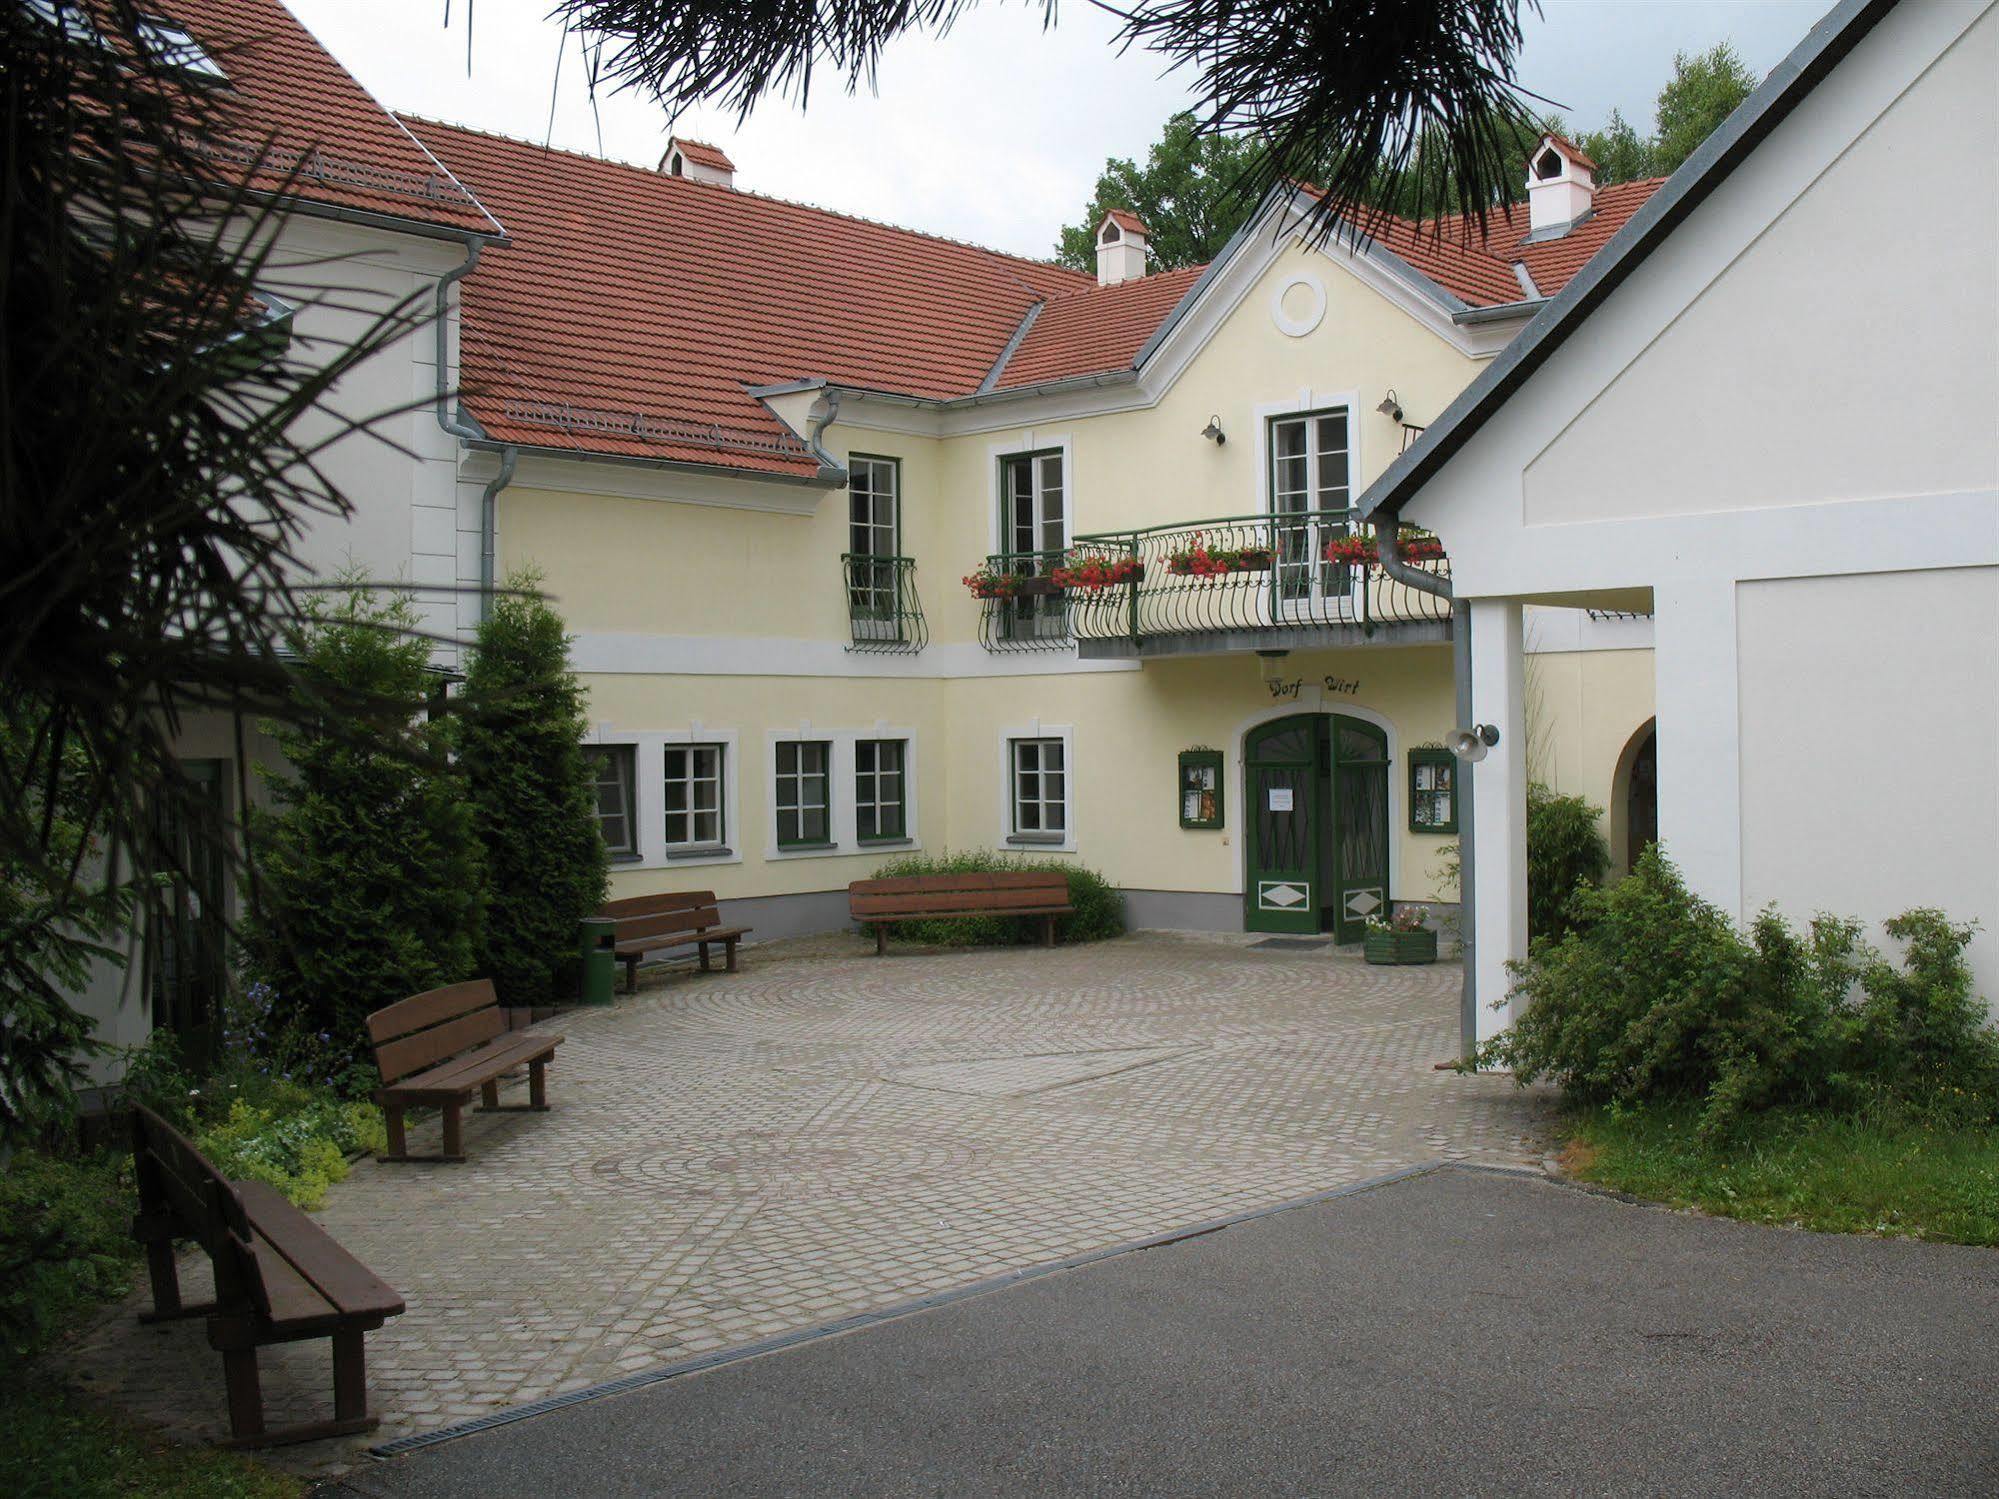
[1271,273,1327,337]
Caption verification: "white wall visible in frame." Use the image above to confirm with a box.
[1738,566,1999,992]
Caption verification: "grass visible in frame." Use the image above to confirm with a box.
[1563,1102,1999,1246]
[0,1378,302,1499]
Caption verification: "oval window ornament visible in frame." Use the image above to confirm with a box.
[1271,273,1327,337]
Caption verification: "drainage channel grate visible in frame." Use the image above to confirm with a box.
[1249,938,1330,951]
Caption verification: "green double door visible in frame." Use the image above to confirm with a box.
[1244,714,1389,941]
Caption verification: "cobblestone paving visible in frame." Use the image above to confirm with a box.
[61,931,1554,1475]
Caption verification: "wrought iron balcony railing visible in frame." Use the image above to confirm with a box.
[972,511,1450,654]
[971,547,1075,653]
[842,553,927,654]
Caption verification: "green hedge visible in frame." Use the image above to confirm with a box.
[866,849,1125,947]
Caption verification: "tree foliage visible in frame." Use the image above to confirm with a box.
[1055,114,1267,272]
[457,573,610,1007]
[556,0,1548,246]
[1525,782,1610,943]
[1571,41,1760,184]
[242,588,484,1063]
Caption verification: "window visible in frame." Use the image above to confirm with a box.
[1010,737,1067,839]
[847,456,903,638]
[855,739,907,842]
[1268,408,1353,607]
[774,741,831,847]
[1409,748,1458,834]
[664,744,725,850]
[136,16,228,80]
[999,450,1067,638]
[584,746,638,859]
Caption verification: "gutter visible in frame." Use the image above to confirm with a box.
[462,436,845,490]
[431,238,516,621]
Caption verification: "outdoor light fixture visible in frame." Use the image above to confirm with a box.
[1447,724,1502,762]
[1376,390,1405,424]
[1256,648,1289,682]
[1201,415,1226,445]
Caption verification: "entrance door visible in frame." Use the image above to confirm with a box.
[1244,715,1321,933]
[1328,718,1389,942]
[1244,713,1391,940]
[999,449,1067,641]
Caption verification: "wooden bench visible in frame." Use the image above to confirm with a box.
[848,871,1074,955]
[367,979,562,1163]
[599,891,751,993]
[129,1104,405,1447]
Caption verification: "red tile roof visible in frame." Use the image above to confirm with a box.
[993,266,1205,390]
[150,0,501,237]
[1100,208,1149,236]
[401,118,1093,475]
[668,138,736,173]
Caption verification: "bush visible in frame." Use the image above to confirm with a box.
[456,572,609,1007]
[0,1149,136,1358]
[242,585,484,1066]
[1484,846,1999,1136]
[1526,781,1609,942]
[192,1094,384,1209]
[867,849,1125,947]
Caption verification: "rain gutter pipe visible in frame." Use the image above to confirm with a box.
[1373,517,1477,1060]
[431,238,516,621]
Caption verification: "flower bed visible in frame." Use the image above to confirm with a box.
[1364,908,1438,965]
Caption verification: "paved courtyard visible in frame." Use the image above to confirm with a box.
[63,930,1554,1474]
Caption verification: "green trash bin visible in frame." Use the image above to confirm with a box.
[578,916,617,1005]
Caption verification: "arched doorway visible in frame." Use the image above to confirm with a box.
[1612,720,1658,874]
[1243,713,1389,940]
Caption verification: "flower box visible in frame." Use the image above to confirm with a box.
[1012,575,1065,597]
[1364,927,1438,965]
[1167,546,1274,577]
[1051,556,1144,592]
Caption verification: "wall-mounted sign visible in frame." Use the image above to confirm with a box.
[1265,675,1363,700]
[1268,787,1295,813]
[1178,749,1224,830]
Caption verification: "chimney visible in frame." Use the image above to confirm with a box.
[1095,209,1149,286]
[659,137,736,189]
[1525,133,1596,237]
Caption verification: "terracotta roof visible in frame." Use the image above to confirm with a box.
[1100,208,1149,236]
[1314,180,1667,308]
[148,0,501,237]
[1539,132,1600,173]
[401,118,1093,475]
[668,138,736,172]
[992,266,1205,390]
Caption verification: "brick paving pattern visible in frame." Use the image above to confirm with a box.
[61,931,1554,1475]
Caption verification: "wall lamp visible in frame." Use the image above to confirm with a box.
[1201,415,1226,445]
[1376,389,1405,424]
[1448,724,1502,762]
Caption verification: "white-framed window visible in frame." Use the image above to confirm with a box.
[1267,403,1355,612]
[583,744,638,859]
[855,739,907,843]
[774,740,832,847]
[663,743,726,851]
[1001,449,1066,559]
[1009,737,1068,841]
[849,456,899,559]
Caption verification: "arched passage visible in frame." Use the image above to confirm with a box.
[1609,717,1658,875]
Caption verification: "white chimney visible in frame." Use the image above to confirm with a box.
[1525,134,1596,237]
[1095,209,1149,286]
[659,137,736,189]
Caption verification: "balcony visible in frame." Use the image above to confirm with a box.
[842,553,927,654]
[972,512,1451,658]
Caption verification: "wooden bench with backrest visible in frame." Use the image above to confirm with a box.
[366,979,562,1163]
[128,1103,405,1447]
[848,871,1074,955]
[599,890,751,993]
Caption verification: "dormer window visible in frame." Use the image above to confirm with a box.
[26,0,109,48]
[1101,222,1121,244]
[667,152,685,176]
[137,16,228,82]
[1534,147,1563,181]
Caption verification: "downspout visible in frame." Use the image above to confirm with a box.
[431,239,516,620]
[804,388,845,476]
[1374,517,1476,1062]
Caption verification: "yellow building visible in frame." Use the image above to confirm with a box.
[399,120,1662,953]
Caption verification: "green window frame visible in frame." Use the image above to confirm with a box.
[855,738,908,843]
[775,740,832,848]
[1178,749,1224,829]
[1408,747,1458,834]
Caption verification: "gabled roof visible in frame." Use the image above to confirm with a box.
[1361,0,1899,520]
[992,266,1205,390]
[402,118,1092,476]
[150,0,502,239]
[1099,208,1150,237]
[669,139,736,173]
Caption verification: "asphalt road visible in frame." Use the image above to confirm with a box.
[345,1166,1998,1498]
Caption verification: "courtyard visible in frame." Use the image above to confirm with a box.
[63,932,1551,1473]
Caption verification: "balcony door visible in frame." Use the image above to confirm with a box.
[847,455,902,641]
[1244,713,1389,940]
[1000,449,1066,640]
[1268,408,1357,621]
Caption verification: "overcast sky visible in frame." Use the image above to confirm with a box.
[288,0,1829,261]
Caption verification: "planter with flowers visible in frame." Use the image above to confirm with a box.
[1363,908,1438,965]
[1166,533,1275,578]
[1323,530,1447,567]
[1050,551,1144,592]
[964,563,1047,600]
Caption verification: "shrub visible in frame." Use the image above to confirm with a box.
[456,572,609,1007]
[192,1094,384,1210]
[0,1149,136,1358]
[1526,781,1609,942]
[1485,846,1999,1136]
[867,849,1125,947]
[242,585,484,1065]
